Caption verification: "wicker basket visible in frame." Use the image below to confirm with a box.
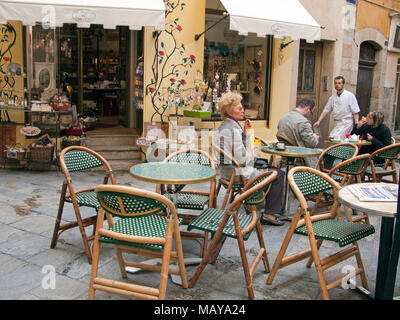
[4,143,26,160]
[29,144,54,162]
[62,137,82,149]
[4,149,26,161]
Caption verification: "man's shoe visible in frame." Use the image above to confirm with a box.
[260,215,285,226]
[280,215,293,221]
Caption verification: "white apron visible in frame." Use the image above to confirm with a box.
[329,118,354,140]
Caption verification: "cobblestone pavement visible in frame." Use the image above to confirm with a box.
[0,168,398,301]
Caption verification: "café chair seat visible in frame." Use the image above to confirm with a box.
[65,190,99,209]
[188,207,255,241]
[294,219,374,248]
[99,214,184,251]
[165,192,209,210]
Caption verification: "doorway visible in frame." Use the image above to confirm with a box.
[58,24,132,130]
[296,40,322,124]
[356,41,377,117]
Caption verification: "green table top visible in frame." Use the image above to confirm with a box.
[262,145,322,157]
[129,162,216,185]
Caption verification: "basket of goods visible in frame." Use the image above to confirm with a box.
[29,134,54,162]
[62,136,82,149]
[65,118,87,136]
[4,143,26,160]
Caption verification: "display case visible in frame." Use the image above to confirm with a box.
[24,24,74,164]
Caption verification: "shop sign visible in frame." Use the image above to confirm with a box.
[72,9,96,24]
[271,23,286,37]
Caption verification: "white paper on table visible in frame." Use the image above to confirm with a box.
[348,185,398,202]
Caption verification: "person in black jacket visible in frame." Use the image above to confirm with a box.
[351,111,392,164]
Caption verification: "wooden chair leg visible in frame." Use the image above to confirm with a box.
[189,214,230,288]
[267,209,302,285]
[233,215,254,299]
[114,245,127,278]
[304,215,329,300]
[353,242,370,291]
[255,221,270,272]
[306,238,323,267]
[50,182,67,248]
[173,217,188,289]
[159,220,174,299]
[88,209,105,300]
[71,201,93,264]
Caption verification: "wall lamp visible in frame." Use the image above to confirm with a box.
[280,40,294,50]
[195,12,230,41]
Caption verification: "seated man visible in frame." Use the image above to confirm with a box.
[215,91,285,226]
[277,98,320,167]
[351,110,392,164]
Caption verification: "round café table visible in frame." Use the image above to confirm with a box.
[262,145,322,215]
[338,183,399,300]
[129,162,216,282]
[325,139,372,146]
[130,162,216,185]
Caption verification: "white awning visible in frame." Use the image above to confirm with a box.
[0,0,165,30]
[220,0,321,42]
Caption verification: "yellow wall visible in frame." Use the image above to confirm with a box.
[357,0,400,38]
[1,21,26,146]
[143,0,294,144]
[143,0,205,124]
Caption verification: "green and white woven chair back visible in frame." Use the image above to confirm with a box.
[243,175,273,205]
[376,144,400,160]
[337,157,369,176]
[326,145,356,161]
[292,171,333,197]
[169,152,211,167]
[97,191,166,218]
[64,150,104,172]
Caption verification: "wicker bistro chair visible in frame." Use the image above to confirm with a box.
[326,154,371,224]
[364,143,400,184]
[314,142,358,175]
[51,146,116,264]
[255,136,278,167]
[212,143,247,210]
[310,153,371,219]
[275,133,305,167]
[88,185,187,300]
[266,167,375,300]
[309,143,358,212]
[155,149,216,257]
[188,170,278,300]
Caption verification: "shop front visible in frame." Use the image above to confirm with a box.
[139,0,321,154]
[0,0,165,164]
[1,0,322,166]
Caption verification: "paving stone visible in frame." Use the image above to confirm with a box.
[0,263,43,300]
[10,214,56,236]
[0,228,50,260]
[28,274,89,300]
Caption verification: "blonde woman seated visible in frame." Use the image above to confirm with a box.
[214,91,285,226]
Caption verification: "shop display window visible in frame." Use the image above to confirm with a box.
[203,13,272,122]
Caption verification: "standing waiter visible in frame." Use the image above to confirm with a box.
[314,75,360,140]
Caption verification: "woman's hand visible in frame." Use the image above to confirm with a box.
[367,133,373,141]
[357,119,366,129]
[244,119,252,131]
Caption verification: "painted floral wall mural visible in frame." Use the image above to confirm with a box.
[146,0,196,122]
